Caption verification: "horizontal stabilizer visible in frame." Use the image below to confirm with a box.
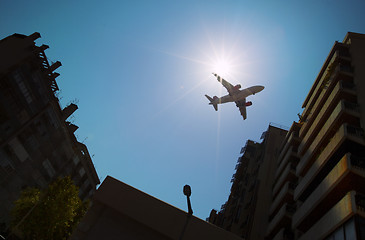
[205,95,218,111]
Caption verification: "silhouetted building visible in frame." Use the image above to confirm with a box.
[208,124,287,239]
[71,176,242,240]
[266,122,301,240]
[267,32,365,240]
[0,33,99,226]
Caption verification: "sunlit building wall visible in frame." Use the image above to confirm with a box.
[267,32,365,240]
[0,33,100,227]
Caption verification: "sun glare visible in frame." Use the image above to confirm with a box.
[212,58,234,77]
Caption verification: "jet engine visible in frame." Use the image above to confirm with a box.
[213,96,218,101]
[245,101,252,106]
[233,84,241,91]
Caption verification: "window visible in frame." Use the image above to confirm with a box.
[13,70,33,104]
[344,218,356,240]
[20,129,39,151]
[42,159,56,177]
[32,71,48,103]
[79,168,85,177]
[73,156,80,165]
[325,218,357,240]
[3,87,22,115]
[333,227,344,240]
[8,137,29,162]
[0,149,14,171]
[35,120,47,137]
[81,179,90,190]
[47,109,59,129]
[16,109,29,124]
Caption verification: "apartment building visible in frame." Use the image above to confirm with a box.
[266,122,301,239]
[208,124,287,239]
[0,33,99,226]
[267,32,365,240]
[209,32,365,240]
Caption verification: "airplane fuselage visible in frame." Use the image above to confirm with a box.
[216,85,264,104]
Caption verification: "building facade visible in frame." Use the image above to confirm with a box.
[210,32,365,240]
[208,124,288,239]
[0,33,99,227]
[266,122,301,239]
[71,176,243,240]
[282,32,365,240]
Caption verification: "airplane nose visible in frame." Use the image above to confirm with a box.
[249,85,265,95]
[254,86,264,93]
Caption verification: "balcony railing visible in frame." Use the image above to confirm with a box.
[342,81,356,90]
[299,63,355,141]
[297,191,363,240]
[270,181,295,217]
[37,50,60,93]
[350,154,365,170]
[295,124,365,202]
[275,146,298,181]
[298,80,357,156]
[346,124,364,138]
[273,163,296,199]
[297,100,361,177]
[355,193,365,212]
[293,153,365,232]
[266,203,296,238]
[278,132,300,166]
[272,228,294,240]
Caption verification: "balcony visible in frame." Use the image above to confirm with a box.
[297,191,364,240]
[294,124,365,200]
[270,181,296,218]
[298,80,357,156]
[278,132,300,166]
[266,203,296,239]
[37,50,60,93]
[272,228,294,240]
[273,163,296,200]
[275,146,299,181]
[292,153,365,232]
[295,124,365,201]
[299,61,353,138]
[300,43,352,129]
[297,100,361,177]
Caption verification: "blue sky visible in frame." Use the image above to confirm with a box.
[1,0,365,220]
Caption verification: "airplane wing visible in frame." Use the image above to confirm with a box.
[235,99,247,120]
[213,73,235,95]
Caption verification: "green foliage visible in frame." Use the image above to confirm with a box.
[10,176,89,240]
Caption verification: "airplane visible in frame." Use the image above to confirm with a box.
[205,73,264,120]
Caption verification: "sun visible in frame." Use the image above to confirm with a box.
[212,58,234,77]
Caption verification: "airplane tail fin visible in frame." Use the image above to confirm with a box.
[205,95,218,111]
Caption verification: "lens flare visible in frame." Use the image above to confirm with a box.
[212,58,234,76]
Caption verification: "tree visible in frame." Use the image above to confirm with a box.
[10,176,89,240]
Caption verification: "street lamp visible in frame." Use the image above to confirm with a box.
[183,185,193,215]
[180,185,194,240]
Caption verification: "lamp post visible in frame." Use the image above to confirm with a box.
[180,185,193,240]
[183,185,193,215]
